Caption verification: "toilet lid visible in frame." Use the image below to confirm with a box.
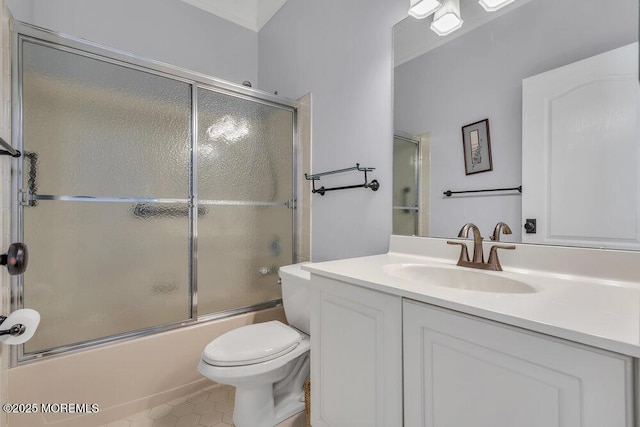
[203,321,301,367]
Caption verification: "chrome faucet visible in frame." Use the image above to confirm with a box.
[490,222,512,242]
[447,222,515,271]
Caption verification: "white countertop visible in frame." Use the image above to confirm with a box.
[303,237,640,358]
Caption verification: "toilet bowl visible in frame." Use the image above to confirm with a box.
[197,263,311,427]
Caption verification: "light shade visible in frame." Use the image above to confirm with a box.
[430,0,463,36]
[408,0,442,19]
[479,0,515,12]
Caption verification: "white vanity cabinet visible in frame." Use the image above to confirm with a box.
[403,299,634,427]
[310,275,403,427]
[310,269,635,427]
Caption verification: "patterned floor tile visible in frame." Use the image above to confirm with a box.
[103,384,306,427]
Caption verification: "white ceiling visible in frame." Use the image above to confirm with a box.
[181,0,531,64]
[394,0,532,67]
[181,0,289,32]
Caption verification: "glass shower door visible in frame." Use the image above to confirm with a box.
[19,39,193,354]
[196,87,294,316]
[393,135,420,236]
[15,30,296,360]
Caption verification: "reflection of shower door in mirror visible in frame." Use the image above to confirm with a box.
[393,135,419,236]
[15,33,294,360]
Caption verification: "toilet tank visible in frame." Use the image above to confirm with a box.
[279,263,311,335]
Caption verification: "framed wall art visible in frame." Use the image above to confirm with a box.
[461,119,493,175]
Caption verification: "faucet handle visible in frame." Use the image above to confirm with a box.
[487,244,515,271]
[490,222,513,241]
[447,241,470,264]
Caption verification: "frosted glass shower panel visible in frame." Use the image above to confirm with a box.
[21,40,191,199]
[393,136,419,236]
[15,31,297,358]
[197,205,293,315]
[196,88,294,316]
[197,87,294,202]
[22,201,191,354]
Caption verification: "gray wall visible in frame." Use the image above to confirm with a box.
[259,0,407,261]
[7,0,410,262]
[394,0,638,241]
[6,0,258,85]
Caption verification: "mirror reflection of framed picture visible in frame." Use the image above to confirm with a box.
[461,119,493,175]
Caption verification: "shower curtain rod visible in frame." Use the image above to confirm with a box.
[0,137,21,157]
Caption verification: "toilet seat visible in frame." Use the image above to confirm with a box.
[203,321,301,367]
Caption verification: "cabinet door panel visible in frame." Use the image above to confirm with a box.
[311,276,402,427]
[403,300,633,427]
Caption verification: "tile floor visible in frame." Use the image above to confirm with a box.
[102,383,306,427]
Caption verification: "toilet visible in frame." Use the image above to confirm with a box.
[198,263,311,427]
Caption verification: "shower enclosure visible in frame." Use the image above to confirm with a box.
[392,134,420,236]
[11,23,296,363]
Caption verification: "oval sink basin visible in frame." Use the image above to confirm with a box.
[382,264,537,294]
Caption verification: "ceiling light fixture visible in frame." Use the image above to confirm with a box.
[430,0,463,36]
[408,0,442,19]
[478,0,515,12]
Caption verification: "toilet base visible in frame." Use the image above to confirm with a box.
[233,384,275,427]
[233,384,305,427]
[232,353,310,427]
[274,397,305,425]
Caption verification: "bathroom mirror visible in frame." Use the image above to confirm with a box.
[393,0,640,250]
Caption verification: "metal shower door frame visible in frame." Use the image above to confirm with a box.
[10,21,298,365]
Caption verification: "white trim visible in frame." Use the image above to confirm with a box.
[0,1,10,426]
[181,0,289,32]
